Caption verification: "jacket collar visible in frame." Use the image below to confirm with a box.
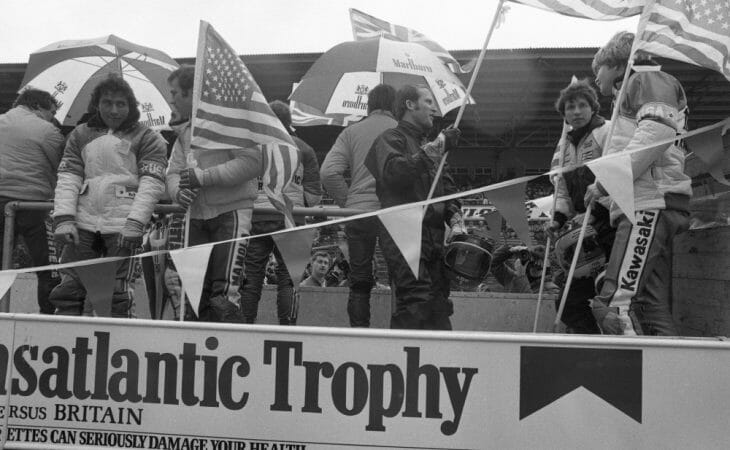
[85,112,138,133]
[566,114,605,145]
[397,119,427,140]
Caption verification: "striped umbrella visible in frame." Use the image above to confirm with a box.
[289,37,473,127]
[20,35,179,130]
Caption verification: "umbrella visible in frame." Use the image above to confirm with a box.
[20,35,179,130]
[289,37,473,126]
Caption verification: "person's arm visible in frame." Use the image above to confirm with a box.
[490,245,518,287]
[127,129,168,227]
[194,147,262,187]
[369,131,432,191]
[297,138,322,207]
[550,142,573,226]
[622,72,684,179]
[53,129,85,224]
[320,133,350,208]
[166,135,186,204]
[39,125,65,172]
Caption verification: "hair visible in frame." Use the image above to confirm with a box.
[311,251,331,265]
[592,31,634,75]
[394,84,428,120]
[13,88,59,110]
[554,79,600,116]
[368,84,396,114]
[88,74,140,125]
[269,100,292,132]
[167,65,195,95]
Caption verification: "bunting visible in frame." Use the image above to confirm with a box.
[485,180,533,247]
[271,228,318,286]
[378,204,426,278]
[170,244,214,314]
[684,124,730,186]
[75,260,119,317]
[587,153,636,223]
[0,271,18,301]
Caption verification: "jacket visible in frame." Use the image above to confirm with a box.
[166,122,259,220]
[605,67,692,224]
[551,114,612,226]
[0,106,65,200]
[320,110,397,210]
[53,118,167,233]
[253,135,322,222]
[365,120,460,228]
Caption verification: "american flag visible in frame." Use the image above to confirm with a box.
[508,0,643,20]
[192,21,299,227]
[349,8,472,73]
[636,0,730,82]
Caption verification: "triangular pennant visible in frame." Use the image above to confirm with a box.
[484,210,503,243]
[486,182,532,246]
[170,244,214,314]
[587,153,636,224]
[0,271,18,300]
[378,204,425,278]
[684,126,730,186]
[272,228,318,286]
[76,259,118,317]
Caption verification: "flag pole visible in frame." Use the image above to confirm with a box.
[427,0,505,200]
[553,2,654,331]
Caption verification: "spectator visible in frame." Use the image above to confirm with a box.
[166,65,259,323]
[49,75,167,317]
[365,84,464,330]
[320,84,397,326]
[547,79,616,334]
[0,88,65,314]
[586,32,691,336]
[240,100,322,326]
[300,251,331,287]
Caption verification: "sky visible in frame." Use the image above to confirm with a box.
[0,0,640,63]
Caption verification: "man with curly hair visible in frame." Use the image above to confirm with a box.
[585,31,691,336]
[50,75,168,317]
[548,79,616,333]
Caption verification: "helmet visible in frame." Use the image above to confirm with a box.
[554,226,605,279]
[444,233,494,281]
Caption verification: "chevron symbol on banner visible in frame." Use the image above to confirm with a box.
[519,346,642,423]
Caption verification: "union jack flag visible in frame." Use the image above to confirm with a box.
[636,0,730,82]
[192,21,299,227]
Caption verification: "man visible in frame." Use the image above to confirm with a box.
[0,89,65,314]
[166,65,260,323]
[240,100,322,326]
[586,31,691,336]
[320,84,397,327]
[50,75,167,317]
[365,84,464,330]
[548,79,615,333]
[300,251,331,287]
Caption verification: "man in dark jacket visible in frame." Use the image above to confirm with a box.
[365,84,462,330]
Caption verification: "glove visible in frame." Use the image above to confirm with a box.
[176,188,199,208]
[54,221,79,245]
[118,218,145,250]
[442,126,461,151]
[544,220,562,241]
[591,300,625,334]
[180,168,204,189]
[421,137,445,164]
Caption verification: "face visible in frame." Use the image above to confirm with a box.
[564,97,593,129]
[595,64,624,96]
[169,78,193,120]
[407,88,437,131]
[98,92,130,131]
[311,256,330,279]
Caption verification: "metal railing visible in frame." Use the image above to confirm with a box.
[1,201,364,312]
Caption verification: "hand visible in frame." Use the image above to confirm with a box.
[421,138,445,164]
[591,301,625,335]
[544,220,562,241]
[180,168,203,189]
[448,212,467,237]
[442,126,461,151]
[118,218,145,250]
[176,188,199,208]
[54,221,79,246]
[583,182,604,207]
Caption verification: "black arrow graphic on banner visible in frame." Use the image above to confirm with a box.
[520,346,642,423]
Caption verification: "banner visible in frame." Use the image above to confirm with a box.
[378,204,425,278]
[2,315,730,449]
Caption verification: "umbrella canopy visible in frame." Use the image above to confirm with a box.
[20,35,179,130]
[289,37,473,126]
